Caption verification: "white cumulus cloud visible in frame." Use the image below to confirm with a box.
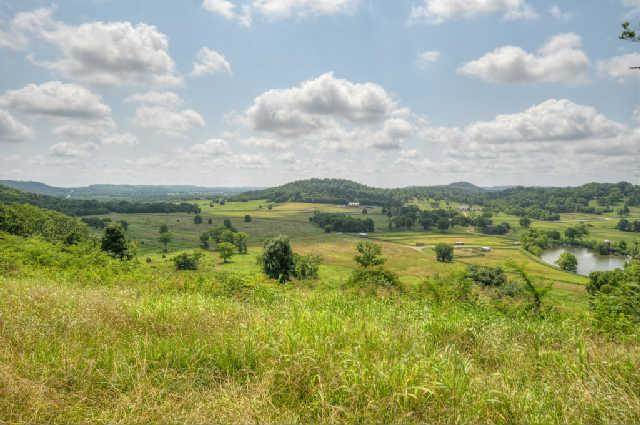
[0,81,111,120]
[598,53,640,82]
[409,0,537,24]
[458,33,589,84]
[0,8,181,87]
[192,47,232,77]
[202,0,359,26]
[0,110,32,143]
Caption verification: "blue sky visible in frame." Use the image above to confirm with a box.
[0,0,639,187]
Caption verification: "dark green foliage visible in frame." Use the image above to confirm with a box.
[0,185,201,216]
[82,217,109,229]
[172,252,202,270]
[466,265,507,287]
[233,232,248,254]
[557,252,578,273]
[621,21,640,41]
[207,218,213,224]
[564,224,588,240]
[309,211,374,233]
[199,232,210,249]
[244,214,252,223]
[223,219,236,232]
[0,203,88,244]
[354,241,385,268]
[100,226,133,260]
[435,243,454,262]
[260,236,295,283]
[232,179,640,218]
[194,215,203,225]
[348,268,399,289]
[349,242,399,288]
[158,225,172,253]
[519,217,531,228]
[617,219,640,233]
[217,242,235,263]
[588,261,640,332]
[118,220,129,231]
[520,228,562,255]
[293,253,322,280]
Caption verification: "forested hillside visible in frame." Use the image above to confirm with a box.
[234,179,640,217]
[0,185,201,216]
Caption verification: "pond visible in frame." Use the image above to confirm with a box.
[540,246,627,276]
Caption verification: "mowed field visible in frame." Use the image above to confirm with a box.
[79,199,640,312]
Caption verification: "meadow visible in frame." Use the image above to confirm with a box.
[3,199,640,424]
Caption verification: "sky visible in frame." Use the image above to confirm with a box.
[0,0,639,188]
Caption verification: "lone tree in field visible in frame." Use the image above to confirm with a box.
[217,242,235,263]
[557,252,578,273]
[233,232,248,254]
[244,214,252,223]
[194,214,203,225]
[435,243,454,262]
[261,236,295,283]
[199,232,210,249]
[354,241,385,268]
[101,225,132,260]
[158,224,172,253]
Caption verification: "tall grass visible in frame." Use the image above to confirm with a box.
[1,233,639,424]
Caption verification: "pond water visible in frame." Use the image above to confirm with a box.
[540,246,627,276]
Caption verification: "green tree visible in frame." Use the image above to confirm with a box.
[244,214,252,223]
[435,243,454,262]
[158,225,172,253]
[437,217,450,232]
[354,241,385,268]
[199,232,210,249]
[557,252,578,273]
[261,236,294,283]
[519,217,531,228]
[217,242,235,263]
[118,220,129,231]
[233,231,248,254]
[194,214,203,224]
[101,225,132,260]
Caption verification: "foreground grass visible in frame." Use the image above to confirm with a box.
[1,255,639,424]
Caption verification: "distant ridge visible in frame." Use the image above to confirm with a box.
[0,180,261,201]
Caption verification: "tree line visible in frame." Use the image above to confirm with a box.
[0,185,201,217]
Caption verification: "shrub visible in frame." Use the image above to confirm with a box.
[588,262,640,332]
[261,236,294,283]
[173,252,203,270]
[435,243,454,262]
[556,252,578,272]
[244,214,252,223]
[293,253,322,280]
[348,267,399,289]
[101,225,133,260]
[466,265,507,287]
[354,241,385,268]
